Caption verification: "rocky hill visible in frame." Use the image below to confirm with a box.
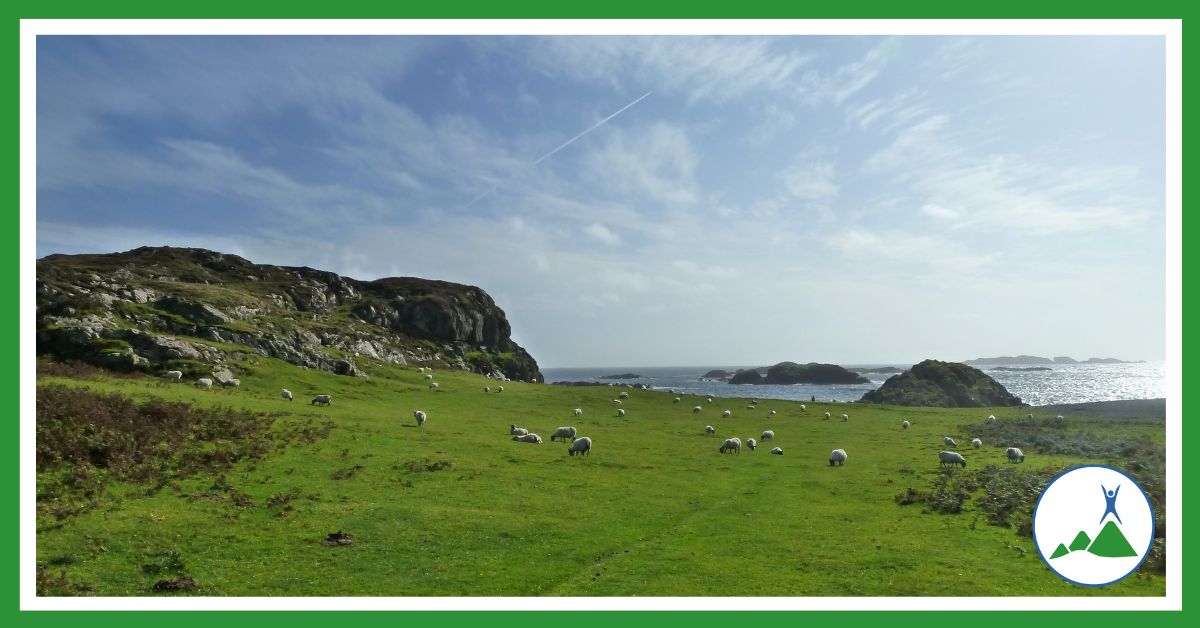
[860,359,1022,407]
[36,247,542,382]
[727,362,868,385]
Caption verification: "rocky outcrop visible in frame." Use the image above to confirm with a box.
[36,246,542,382]
[728,362,868,385]
[701,369,734,380]
[728,369,764,385]
[860,359,1022,407]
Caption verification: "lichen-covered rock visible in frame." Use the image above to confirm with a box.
[860,359,1022,407]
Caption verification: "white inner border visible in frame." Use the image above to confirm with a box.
[20,18,1183,612]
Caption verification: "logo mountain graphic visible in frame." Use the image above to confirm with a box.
[1051,520,1138,559]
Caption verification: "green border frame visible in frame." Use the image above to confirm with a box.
[11,1,1188,625]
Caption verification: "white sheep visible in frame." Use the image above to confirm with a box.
[722,410,732,418]
[720,437,741,454]
[841,413,849,422]
[770,447,784,455]
[901,420,910,429]
[164,370,183,380]
[1007,447,1025,463]
[222,378,240,388]
[414,410,427,427]
[311,394,331,406]
[829,448,847,466]
[497,386,504,393]
[746,437,757,451]
[745,405,755,410]
[692,406,702,414]
[429,382,439,391]
[484,386,490,393]
[1027,413,1034,420]
[550,426,578,442]
[617,408,626,417]
[568,436,592,456]
[513,433,542,444]
[971,438,982,448]
[1056,415,1064,421]
[280,389,293,402]
[761,430,775,441]
[673,397,681,404]
[987,414,997,424]
[944,436,957,448]
[425,374,433,381]
[824,412,831,420]
[573,408,583,417]
[939,451,967,468]
[417,367,425,373]
[612,399,622,405]
[195,377,213,389]
[705,425,715,435]
[800,404,806,412]
[751,399,759,405]
[707,397,714,403]
[769,409,777,415]
[618,392,629,399]
[510,424,528,436]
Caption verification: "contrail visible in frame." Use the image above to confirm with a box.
[464,90,652,208]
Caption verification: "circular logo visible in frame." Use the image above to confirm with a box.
[1032,465,1155,587]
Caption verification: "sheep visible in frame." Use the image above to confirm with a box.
[745,405,755,410]
[222,378,240,388]
[705,425,715,435]
[496,386,504,393]
[512,433,542,444]
[939,451,967,468]
[829,448,847,466]
[746,437,757,451]
[429,382,439,391]
[612,399,622,405]
[770,447,784,455]
[195,378,213,389]
[484,386,490,393]
[692,406,702,414]
[800,404,806,412]
[971,438,982,448]
[761,430,775,441]
[574,408,583,417]
[414,410,427,427]
[769,409,777,416]
[164,370,183,380]
[750,399,759,405]
[1027,413,1034,420]
[824,412,831,420]
[722,410,732,418]
[987,414,997,424]
[417,367,425,373]
[841,413,849,422]
[706,397,714,403]
[281,389,293,402]
[1007,447,1026,463]
[674,397,681,404]
[425,374,434,381]
[311,394,331,406]
[944,436,957,448]
[720,437,741,454]
[618,392,629,399]
[568,436,592,456]
[551,427,578,442]
[510,424,529,436]
[901,420,910,429]
[617,408,626,417]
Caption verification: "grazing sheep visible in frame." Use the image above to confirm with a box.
[164,370,183,380]
[550,426,577,442]
[195,378,213,389]
[722,410,732,418]
[612,399,622,405]
[761,430,775,441]
[841,413,849,422]
[618,392,629,399]
[769,409,777,415]
[429,382,439,391]
[987,415,997,424]
[497,386,504,393]
[617,408,626,417]
[971,438,982,448]
[745,405,755,410]
[944,436,957,448]
[510,425,529,436]
[692,406,702,414]
[705,425,715,435]
[311,394,331,406]
[574,408,583,417]
[1027,413,1034,420]
[425,374,434,381]
[829,448,847,466]
[746,437,757,451]
[222,378,240,388]
[673,397,681,404]
[824,412,831,420]
[901,420,910,429]
[1007,447,1026,463]
[281,389,293,402]
[770,447,784,455]
[720,437,742,454]
[568,436,592,456]
[417,367,425,373]
[939,451,967,468]
[484,386,490,393]
[751,399,759,405]
[800,404,806,412]
[414,410,427,427]
[512,433,542,444]
[707,397,714,403]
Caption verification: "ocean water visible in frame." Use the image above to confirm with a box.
[541,362,1166,407]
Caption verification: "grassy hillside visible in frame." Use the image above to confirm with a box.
[35,355,1165,596]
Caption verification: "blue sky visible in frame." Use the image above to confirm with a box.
[36,35,1167,367]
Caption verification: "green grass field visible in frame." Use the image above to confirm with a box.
[34,355,1166,596]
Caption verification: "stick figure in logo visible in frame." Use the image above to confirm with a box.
[1100,484,1122,525]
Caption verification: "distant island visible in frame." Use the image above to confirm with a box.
[991,366,1052,372]
[728,362,869,385]
[861,359,1022,407]
[965,355,1142,365]
[598,373,642,379]
[854,366,904,375]
[701,369,734,380]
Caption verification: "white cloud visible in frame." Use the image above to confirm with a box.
[920,203,962,220]
[585,222,621,246]
[781,161,839,203]
[583,123,698,206]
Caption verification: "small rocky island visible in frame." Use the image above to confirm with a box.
[728,362,869,385]
[598,372,642,379]
[860,359,1022,407]
[965,355,1141,365]
[701,369,734,380]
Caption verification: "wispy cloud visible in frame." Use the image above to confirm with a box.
[585,222,622,246]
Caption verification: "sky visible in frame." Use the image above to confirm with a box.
[35,35,1168,367]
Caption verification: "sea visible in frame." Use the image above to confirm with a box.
[541,362,1166,407]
